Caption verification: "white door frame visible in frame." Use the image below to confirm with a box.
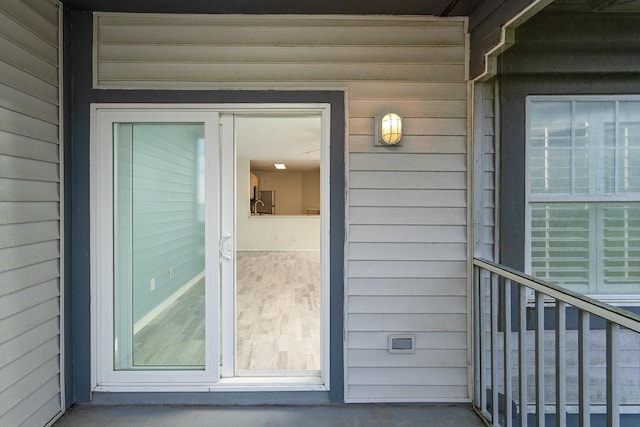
[90,103,331,392]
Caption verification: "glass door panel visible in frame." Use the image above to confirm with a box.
[113,122,206,370]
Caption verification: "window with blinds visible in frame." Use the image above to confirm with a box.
[526,97,640,298]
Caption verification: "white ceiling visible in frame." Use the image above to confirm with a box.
[236,115,322,172]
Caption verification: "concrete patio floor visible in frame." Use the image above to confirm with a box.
[54,404,487,426]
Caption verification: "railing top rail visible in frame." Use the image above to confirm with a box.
[474,257,640,334]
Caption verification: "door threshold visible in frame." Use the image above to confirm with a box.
[216,375,326,391]
[94,376,326,393]
[235,369,321,377]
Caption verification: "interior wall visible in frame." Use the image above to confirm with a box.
[114,124,204,323]
[238,158,320,251]
[254,170,303,215]
[302,169,321,214]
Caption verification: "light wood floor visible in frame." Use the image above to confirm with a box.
[236,251,320,372]
[133,279,205,368]
[132,251,320,373]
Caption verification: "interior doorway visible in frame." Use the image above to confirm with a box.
[234,115,323,375]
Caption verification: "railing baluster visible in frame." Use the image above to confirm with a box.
[480,270,489,416]
[519,286,528,427]
[606,322,620,427]
[555,302,566,427]
[578,310,590,427]
[472,258,640,427]
[504,279,513,427]
[535,291,545,427]
[474,265,482,409]
[491,273,499,425]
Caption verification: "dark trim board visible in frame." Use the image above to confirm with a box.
[66,11,345,404]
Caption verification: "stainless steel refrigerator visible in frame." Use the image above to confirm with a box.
[255,190,275,214]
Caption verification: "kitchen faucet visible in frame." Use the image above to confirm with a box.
[253,199,264,214]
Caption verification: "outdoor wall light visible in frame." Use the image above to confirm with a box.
[375,113,403,146]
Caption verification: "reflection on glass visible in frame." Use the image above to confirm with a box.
[113,123,205,370]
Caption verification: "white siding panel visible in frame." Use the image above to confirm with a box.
[0,108,59,143]
[349,260,467,278]
[0,154,59,181]
[348,385,469,401]
[345,81,467,99]
[474,79,498,260]
[1,0,57,44]
[348,331,468,350]
[349,153,466,172]
[349,349,467,368]
[349,367,468,386]
[0,259,59,297]
[349,296,466,314]
[0,82,58,124]
[0,129,59,162]
[0,178,59,201]
[0,297,58,343]
[99,44,465,65]
[20,394,62,427]
[97,23,464,48]
[0,36,58,85]
[348,314,467,332]
[0,336,58,393]
[0,280,58,320]
[349,171,466,189]
[348,242,466,261]
[350,189,466,207]
[95,13,469,403]
[0,12,58,65]
[98,62,465,84]
[349,100,466,118]
[348,278,467,296]
[0,371,59,427]
[0,60,58,105]
[20,0,58,25]
[349,117,468,136]
[0,201,58,225]
[349,207,466,225]
[0,318,58,368]
[349,135,466,154]
[349,225,467,243]
[0,0,61,423]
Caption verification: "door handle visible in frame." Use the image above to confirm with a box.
[219,233,233,260]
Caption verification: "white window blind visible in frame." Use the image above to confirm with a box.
[527,97,640,298]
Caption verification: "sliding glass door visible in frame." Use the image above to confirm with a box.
[92,105,329,390]
[113,122,206,370]
[94,110,221,385]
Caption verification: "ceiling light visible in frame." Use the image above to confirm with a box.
[274,163,286,170]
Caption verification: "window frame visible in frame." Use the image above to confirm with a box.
[525,95,640,305]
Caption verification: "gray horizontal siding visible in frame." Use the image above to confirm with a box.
[95,13,469,403]
[473,79,498,260]
[0,0,62,425]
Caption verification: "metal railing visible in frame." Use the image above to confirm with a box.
[473,258,640,427]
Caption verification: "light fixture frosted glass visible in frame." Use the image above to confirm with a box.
[376,113,403,146]
[274,163,286,169]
